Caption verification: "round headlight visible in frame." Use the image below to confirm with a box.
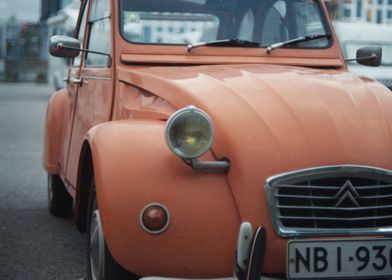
[165,106,214,159]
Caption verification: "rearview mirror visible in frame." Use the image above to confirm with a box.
[356,46,382,67]
[49,35,81,58]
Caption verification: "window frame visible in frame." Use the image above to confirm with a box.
[72,0,89,67]
[117,0,333,50]
[84,0,112,68]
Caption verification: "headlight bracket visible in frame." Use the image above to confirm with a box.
[186,158,230,172]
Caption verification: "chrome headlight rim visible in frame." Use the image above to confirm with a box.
[165,105,214,159]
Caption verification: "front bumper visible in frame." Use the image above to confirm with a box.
[142,277,284,280]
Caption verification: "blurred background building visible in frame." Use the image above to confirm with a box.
[43,0,79,88]
[326,0,392,23]
[0,17,42,82]
[0,0,75,82]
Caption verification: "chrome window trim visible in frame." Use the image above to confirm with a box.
[80,76,112,81]
[265,165,392,238]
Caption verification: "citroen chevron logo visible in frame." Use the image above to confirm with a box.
[334,180,360,208]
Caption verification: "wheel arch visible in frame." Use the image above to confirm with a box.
[72,120,240,277]
[75,139,94,232]
[43,88,68,174]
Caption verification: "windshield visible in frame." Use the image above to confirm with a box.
[119,0,331,49]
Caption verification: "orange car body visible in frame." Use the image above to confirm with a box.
[43,0,392,279]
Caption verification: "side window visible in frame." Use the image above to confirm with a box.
[293,1,329,48]
[85,0,111,67]
[73,0,89,67]
[294,1,326,36]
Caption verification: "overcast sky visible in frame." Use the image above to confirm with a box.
[0,0,41,23]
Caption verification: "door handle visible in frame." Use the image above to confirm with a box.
[70,77,82,84]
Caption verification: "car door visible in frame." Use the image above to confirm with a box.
[59,0,89,180]
[65,0,113,187]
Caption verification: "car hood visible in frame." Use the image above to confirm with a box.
[119,63,392,268]
[120,64,392,166]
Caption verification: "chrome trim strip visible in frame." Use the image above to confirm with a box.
[267,165,392,183]
[265,165,392,237]
[277,204,392,211]
[80,76,112,81]
[275,193,392,199]
[141,277,284,280]
[278,214,392,221]
[277,183,392,189]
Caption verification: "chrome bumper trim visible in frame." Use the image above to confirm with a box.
[141,277,284,280]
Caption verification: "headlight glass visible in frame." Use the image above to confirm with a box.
[165,106,214,159]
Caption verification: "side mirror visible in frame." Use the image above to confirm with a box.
[49,35,81,58]
[356,46,382,67]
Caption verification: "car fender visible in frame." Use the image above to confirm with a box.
[43,88,68,174]
[85,120,241,277]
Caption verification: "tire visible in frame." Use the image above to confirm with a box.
[87,180,138,280]
[48,173,73,217]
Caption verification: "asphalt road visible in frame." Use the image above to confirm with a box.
[0,83,86,279]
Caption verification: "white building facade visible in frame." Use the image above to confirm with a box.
[341,0,392,23]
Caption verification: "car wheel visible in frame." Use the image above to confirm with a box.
[48,173,73,217]
[87,180,138,280]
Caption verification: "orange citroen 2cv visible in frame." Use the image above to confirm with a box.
[44,0,392,279]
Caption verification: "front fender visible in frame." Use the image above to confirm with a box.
[86,120,240,277]
[43,88,68,174]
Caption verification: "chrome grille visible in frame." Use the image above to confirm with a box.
[266,165,392,237]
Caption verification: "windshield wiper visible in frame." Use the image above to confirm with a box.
[265,34,331,54]
[187,39,259,53]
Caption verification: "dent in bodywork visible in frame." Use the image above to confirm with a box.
[113,82,176,121]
